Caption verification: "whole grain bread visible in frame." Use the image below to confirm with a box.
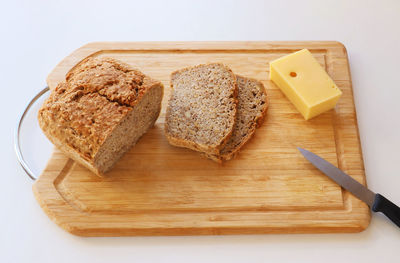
[165,63,238,155]
[38,57,163,176]
[208,75,268,162]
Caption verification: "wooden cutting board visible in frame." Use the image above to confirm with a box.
[33,41,370,236]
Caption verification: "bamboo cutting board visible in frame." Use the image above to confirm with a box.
[33,42,370,236]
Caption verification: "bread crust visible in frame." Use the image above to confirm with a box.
[165,63,238,155]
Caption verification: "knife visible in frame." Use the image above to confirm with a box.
[298,147,400,228]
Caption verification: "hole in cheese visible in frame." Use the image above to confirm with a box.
[290,72,297,77]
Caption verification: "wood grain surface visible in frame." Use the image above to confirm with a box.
[33,41,370,236]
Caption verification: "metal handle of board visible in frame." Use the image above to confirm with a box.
[14,87,50,181]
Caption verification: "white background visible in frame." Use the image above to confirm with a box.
[1,0,400,262]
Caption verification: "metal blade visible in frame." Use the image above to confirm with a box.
[298,147,375,207]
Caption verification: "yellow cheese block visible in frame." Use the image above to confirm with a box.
[270,49,342,120]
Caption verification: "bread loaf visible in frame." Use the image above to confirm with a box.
[38,57,163,176]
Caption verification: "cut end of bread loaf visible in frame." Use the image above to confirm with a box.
[207,75,268,162]
[93,84,163,173]
[38,57,163,176]
[165,63,238,155]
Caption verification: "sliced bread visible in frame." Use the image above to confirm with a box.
[165,63,238,155]
[208,75,268,161]
[38,57,163,176]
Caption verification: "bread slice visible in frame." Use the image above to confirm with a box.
[38,57,163,176]
[208,75,268,161]
[165,63,238,155]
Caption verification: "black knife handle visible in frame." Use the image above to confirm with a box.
[372,193,400,228]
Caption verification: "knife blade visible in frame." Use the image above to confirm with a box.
[298,147,400,228]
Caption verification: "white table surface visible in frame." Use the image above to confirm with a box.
[1,0,399,262]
